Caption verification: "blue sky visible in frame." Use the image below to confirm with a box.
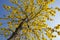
[0,0,10,40]
[0,0,60,40]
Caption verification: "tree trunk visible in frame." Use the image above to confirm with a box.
[7,19,26,40]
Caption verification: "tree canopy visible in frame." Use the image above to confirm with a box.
[0,0,60,40]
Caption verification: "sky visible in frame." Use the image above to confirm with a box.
[0,0,60,40]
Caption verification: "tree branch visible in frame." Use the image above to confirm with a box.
[7,18,26,40]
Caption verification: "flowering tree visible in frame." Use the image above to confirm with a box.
[0,0,60,40]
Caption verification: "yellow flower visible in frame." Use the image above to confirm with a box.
[9,25,13,29]
[55,24,60,29]
[22,29,27,33]
[50,10,56,16]
[22,22,27,28]
[26,8,31,13]
[14,24,18,28]
[32,7,35,12]
[55,7,60,11]
[16,16,21,19]
[7,21,12,25]
[32,37,34,40]
[46,30,53,39]
[1,28,5,30]
[42,37,47,40]
[37,0,41,5]
[50,0,54,2]
[0,22,2,26]
[10,0,18,4]
[30,0,34,5]
[3,5,11,11]
[57,31,60,35]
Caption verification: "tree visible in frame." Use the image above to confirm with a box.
[0,0,60,40]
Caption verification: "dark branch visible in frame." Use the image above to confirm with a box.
[7,18,26,40]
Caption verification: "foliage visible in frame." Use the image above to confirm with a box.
[0,0,60,40]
